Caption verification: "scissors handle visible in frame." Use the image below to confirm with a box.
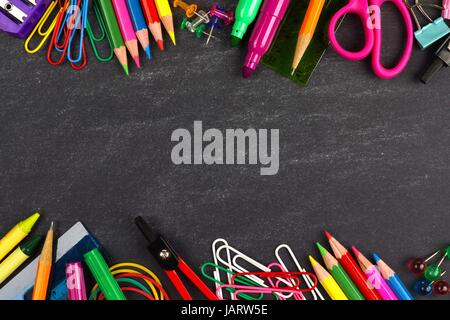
[328,0,374,61]
[371,0,413,79]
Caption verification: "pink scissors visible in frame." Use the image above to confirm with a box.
[328,0,414,79]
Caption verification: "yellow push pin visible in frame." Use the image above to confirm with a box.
[173,0,199,18]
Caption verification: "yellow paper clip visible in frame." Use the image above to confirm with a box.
[24,0,63,54]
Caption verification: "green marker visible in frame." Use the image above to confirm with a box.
[230,0,263,47]
[84,248,126,300]
[316,242,365,300]
[0,235,43,285]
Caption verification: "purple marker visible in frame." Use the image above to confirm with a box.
[65,262,87,300]
[242,0,291,78]
[0,0,52,38]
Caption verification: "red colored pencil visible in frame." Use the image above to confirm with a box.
[325,231,382,300]
[140,0,164,50]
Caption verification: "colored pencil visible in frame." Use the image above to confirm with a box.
[309,255,348,300]
[291,0,325,74]
[316,242,365,300]
[97,0,129,75]
[325,231,382,300]
[32,222,54,300]
[154,0,176,45]
[352,247,397,300]
[112,0,141,68]
[373,253,414,300]
[126,0,152,59]
[140,0,164,50]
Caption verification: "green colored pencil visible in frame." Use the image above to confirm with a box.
[97,0,129,75]
[316,242,365,300]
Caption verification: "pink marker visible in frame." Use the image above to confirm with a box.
[65,262,87,300]
[112,0,141,68]
[352,247,398,300]
[242,0,291,78]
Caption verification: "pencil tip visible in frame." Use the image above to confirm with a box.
[291,68,296,76]
[122,64,129,75]
[351,246,359,257]
[372,253,380,262]
[309,255,317,265]
[50,221,54,229]
[169,32,176,46]
[134,56,141,68]
[145,47,151,60]
[324,230,332,240]
[316,242,326,256]
[157,40,164,51]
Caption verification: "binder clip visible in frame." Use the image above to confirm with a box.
[443,0,450,19]
[421,35,450,83]
[406,0,450,49]
[0,0,53,38]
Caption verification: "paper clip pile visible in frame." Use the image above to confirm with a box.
[200,239,323,300]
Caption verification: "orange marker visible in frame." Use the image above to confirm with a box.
[32,222,54,300]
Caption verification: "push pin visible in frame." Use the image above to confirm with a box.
[413,271,447,296]
[173,0,204,20]
[408,249,441,274]
[180,10,210,38]
[210,3,234,26]
[424,251,448,281]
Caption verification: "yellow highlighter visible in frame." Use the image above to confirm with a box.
[291,0,325,74]
[0,213,40,261]
[154,0,176,45]
[309,255,348,300]
[0,235,43,285]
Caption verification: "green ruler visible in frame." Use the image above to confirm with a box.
[262,0,346,86]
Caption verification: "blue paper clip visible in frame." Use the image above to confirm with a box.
[415,17,450,49]
[407,0,450,49]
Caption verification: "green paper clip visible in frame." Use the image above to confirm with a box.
[86,2,114,62]
[201,262,279,300]
[262,0,347,86]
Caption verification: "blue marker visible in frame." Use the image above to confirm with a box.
[126,0,151,59]
[373,253,414,300]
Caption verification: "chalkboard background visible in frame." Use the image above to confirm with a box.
[0,0,449,300]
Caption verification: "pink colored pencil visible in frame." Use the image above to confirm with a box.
[352,247,398,300]
[112,0,141,68]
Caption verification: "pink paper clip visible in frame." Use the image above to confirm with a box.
[443,0,450,19]
[65,262,87,300]
[217,270,318,300]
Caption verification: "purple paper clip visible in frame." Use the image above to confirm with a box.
[0,0,53,38]
[65,262,87,300]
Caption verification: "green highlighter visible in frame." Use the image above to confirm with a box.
[230,0,263,47]
[84,248,126,300]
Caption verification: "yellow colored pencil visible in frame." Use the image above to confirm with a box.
[309,255,348,300]
[291,0,325,74]
[32,222,54,300]
[154,0,176,45]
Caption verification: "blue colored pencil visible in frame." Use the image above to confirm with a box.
[373,253,414,300]
[126,0,151,59]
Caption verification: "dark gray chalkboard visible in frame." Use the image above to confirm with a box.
[0,0,449,300]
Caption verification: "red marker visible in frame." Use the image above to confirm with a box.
[140,0,164,50]
[242,0,290,78]
[325,231,382,300]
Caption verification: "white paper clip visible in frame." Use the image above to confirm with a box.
[212,238,232,299]
[275,244,325,300]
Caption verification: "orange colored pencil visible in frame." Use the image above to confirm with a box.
[32,222,54,300]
